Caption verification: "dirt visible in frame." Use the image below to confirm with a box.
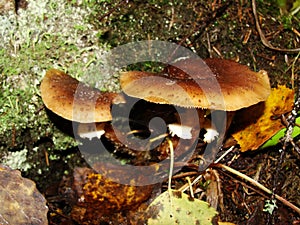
[9,0,300,224]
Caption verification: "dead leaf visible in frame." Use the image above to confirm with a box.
[232,85,294,151]
[204,169,224,212]
[147,189,218,225]
[70,166,153,224]
[0,164,48,225]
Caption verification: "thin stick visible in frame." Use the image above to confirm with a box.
[291,52,300,89]
[186,177,194,198]
[167,138,175,218]
[179,145,235,192]
[178,173,202,192]
[149,133,169,143]
[172,171,199,179]
[167,138,174,191]
[214,145,235,163]
[214,163,300,215]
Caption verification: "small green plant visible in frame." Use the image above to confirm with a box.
[277,0,300,15]
[276,0,300,29]
[263,199,278,214]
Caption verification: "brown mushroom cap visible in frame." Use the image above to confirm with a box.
[120,58,270,111]
[40,69,123,123]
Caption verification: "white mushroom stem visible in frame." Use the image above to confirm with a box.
[203,128,219,143]
[77,123,106,140]
[167,109,216,142]
[167,122,219,143]
[168,124,193,139]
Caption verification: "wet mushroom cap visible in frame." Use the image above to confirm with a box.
[40,69,122,123]
[120,58,270,111]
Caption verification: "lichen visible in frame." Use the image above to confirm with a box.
[1,148,31,171]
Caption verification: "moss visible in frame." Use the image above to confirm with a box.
[0,0,117,171]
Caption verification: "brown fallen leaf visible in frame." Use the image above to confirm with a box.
[204,169,224,212]
[0,164,48,225]
[70,166,154,224]
[232,85,294,151]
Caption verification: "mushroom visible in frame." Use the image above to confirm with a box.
[40,69,124,139]
[120,58,271,167]
[120,58,270,111]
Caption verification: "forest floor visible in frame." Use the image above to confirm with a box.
[0,0,300,224]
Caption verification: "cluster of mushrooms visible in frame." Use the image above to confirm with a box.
[40,58,271,167]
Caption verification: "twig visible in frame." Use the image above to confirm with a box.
[172,171,199,179]
[292,28,300,38]
[206,33,213,58]
[213,163,300,215]
[252,0,300,53]
[168,6,175,31]
[281,77,300,154]
[167,138,174,191]
[291,52,300,88]
[178,146,235,192]
[186,177,194,198]
[214,145,235,163]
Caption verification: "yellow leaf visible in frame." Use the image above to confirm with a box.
[147,190,218,225]
[232,85,294,151]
